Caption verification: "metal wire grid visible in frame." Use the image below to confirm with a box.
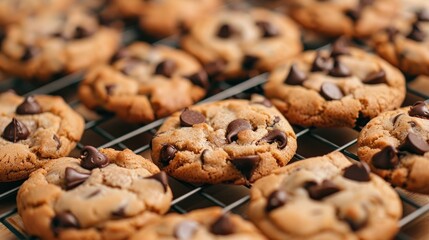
[0,19,428,240]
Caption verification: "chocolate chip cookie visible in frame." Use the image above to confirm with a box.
[248,151,402,240]
[131,207,267,240]
[264,38,406,128]
[17,147,173,240]
[151,96,297,185]
[79,42,207,123]
[0,91,84,182]
[181,8,302,81]
[0,7,120,80]
[358,100,429,194]
[287,0,400,38]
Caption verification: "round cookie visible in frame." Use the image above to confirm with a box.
[358,100,429,194]
[248,151,402,240]
[0,7,120,80]
[287,0,400,38]
[181,8,302,81]
[0,91,84,182]
[131,207,267,240]
[78,42,207,123]
[264,38,406,128]
[151,96,297,185]
[17,147,173,240]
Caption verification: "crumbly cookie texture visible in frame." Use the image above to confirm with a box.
[0,91,84,182]
[151,96,297,185]
[79,42,206,123]
[358,100,429,193]
[17,147,173,240]
[287,0,400,38]
[181,8,302,81]
[131,207,267,240]
[372,0,429,76]
[0,7,120,80]
[248,151,402,240]
[264,38,406,128]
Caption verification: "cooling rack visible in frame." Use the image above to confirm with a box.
[1,3,429,240]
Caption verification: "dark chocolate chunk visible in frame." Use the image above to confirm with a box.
[180,108,206,127]
[160,144,177,166]
[242,55,259,70]
[51,212,79,236]
[21,46,38,61]
[329,58,351,77]
[210,214,234,235]
[2,118,30,142]
[311,52,331,72]
[186,70,209,89]
[255,20,279,38]
[230,155,260,179]
[330,37,350,57]
[53,134,62,150]
[174,220,199,240]
[372,146,399,169]
[111,205,126,218]
[226,119,252,143]
[343,162,371,182]
[155,60,177,78]
[284,64,307,85]
[416,9,429,22]
[73,26,93,39]
[305,180,341,200]
[217,24,235,38]
[265,189,288,212]
[409,101,429,119]
[146,171,169,193]
[65,167,90,190]
[362,70,387,84]
[259,129,287,149]
[16,96,42,115]
[407,22,426,42]
[80,146,109,170]
[204,59,226,76]
[398,132,429,155]
[320,82,344,101]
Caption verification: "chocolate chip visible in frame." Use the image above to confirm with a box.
[330,37,349,57]
[21,46,38,61]
[409,101,429,119]
[242,55,259,70]
[230,155,260,179]
[180,108,205,127]
[64,167,90,190]
[259,129,287,149]
[111,205,126,218]
[265,189,288,212]
[399,132,429,155]
[174,220,199,240]
[73,26,93,39]
[329,58,351,77]
[51,212,79,236]
[146,171,169,193]
[407,22,426,42]
[105,84,116,95]
[80,146,109,170]
[2,118,30,142]
[305,180,341,200]
[343,162,371,182]
[204,59,226,76]
[255,21,279,38]
[311,52,331,72]
[160,144,177,166]
[217,24,235,38]
[186,70,209,89]
[53,135,61,150]
[210,214,234,235]
[372,146,399,169]
[273,116,281,125]
[417,9,429,22]
[16,96,42,115]
[155,60,177,78]
[226,119,252,143]
[362,70,386,84]
[343,216,367,231]
[200,149,209,164]
[284,64,307,85]
[320,82,344,101]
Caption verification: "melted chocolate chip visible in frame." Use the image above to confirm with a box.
[242,55,259,70]
[407,22,426,42]
[2,118,30,142]
[16,96,42,115]
[105,84,116,95]
[343,162,371,182]
[174,220,199,240]
[53,135,61,150]
[320,82,344,101]
[362,70,387,84]
[74,26,93,39]
[160,144,177,166]
[409,101,429,119]
[372,146,399,169]
[329,58,351,77]
[217,24,235,38]
[284,64,307,85]
[230,155,260,179]
[210,214,234,235]
[146,171,169,193]
[330,37,350,58]
[21,46,38,61]
[80,146,109,170]
[155,60,177,78]
[259,129,287,149]
[180,108,206,127]
[255,21,279,38]
[186,70,209,89]
[51,212,79,236]
[65,167,91,190]
[226,119,252,143]
[204,59,226,76]
[417,9,429,22]
[305,180,341,200]
[265,189,288,212]
[398,132,429,155]
[311,52,331,72]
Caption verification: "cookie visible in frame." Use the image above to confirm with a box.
[17,147,173,240]
[0,91,84,182]
[264,38,406,128]
[287,0,400,38]
[0,7,120,80]
[151,96,297,185]
[358,100,429,194]
[372,0,429,76]
[131,207,267,240]
[181,8,302,81]
[79,42,206,123]
[248,151,402,240]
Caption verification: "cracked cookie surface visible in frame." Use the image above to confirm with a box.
[151,97,297,185]
[248,151,402,240]
[264,39,406,128]
[17,147,173,240]
[79,42,207,123]
[131,207,267,240]
[358,100,429,193]
[0,91,84,182]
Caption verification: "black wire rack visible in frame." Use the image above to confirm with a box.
[1,5,429,240]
